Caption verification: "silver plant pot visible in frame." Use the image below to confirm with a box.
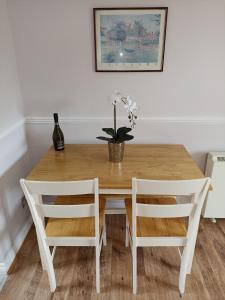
[108,142,124,162]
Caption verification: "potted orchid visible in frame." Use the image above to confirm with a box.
[97,91,138,162]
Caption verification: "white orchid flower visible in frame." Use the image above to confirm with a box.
[125,95,132,105]
[130,101,137,113]
[111,91,121,105]
[128,99,132,106]
[109,91,138,129]
[124,103,129,112]
[123,96,135,113]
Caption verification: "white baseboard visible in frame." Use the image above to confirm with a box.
[0,218,32,292]
[0,219,32,291]
[0,263,7,291]
[0,274,7,292]
[3,218,33,274]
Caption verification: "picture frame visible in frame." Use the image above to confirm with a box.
[94,7,168,72]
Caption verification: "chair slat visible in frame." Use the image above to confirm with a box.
[136,179,207,195]
[136,237,187,247]
[46,237,96,247]
[26,180,95,195]
[36,203,95,218]
[136,203,194,218]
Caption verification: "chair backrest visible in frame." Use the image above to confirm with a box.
[132,177,211,238]
[20,178,100,241]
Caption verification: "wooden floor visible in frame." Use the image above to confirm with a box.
[1,215,225,300]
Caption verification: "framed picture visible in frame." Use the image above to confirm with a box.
[94,7,168,72]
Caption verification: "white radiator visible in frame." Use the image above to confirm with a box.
[202,152,225,219]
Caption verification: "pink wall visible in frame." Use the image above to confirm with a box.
[8,0,225,118]
[7,0,225,169]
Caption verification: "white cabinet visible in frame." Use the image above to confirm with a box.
[202,152,225,219]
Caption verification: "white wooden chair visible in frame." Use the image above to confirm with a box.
[20,178,106,293]
[125,177,211,296]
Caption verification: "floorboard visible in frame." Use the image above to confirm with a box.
[0,216,225,300]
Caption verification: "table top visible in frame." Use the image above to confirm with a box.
[27,144,206,190]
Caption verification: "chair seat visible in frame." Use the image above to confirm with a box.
[125,196,187,237]
[45,196,106,237]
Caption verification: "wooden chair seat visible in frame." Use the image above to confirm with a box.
[125,197,187,237]
[45,196,106,237]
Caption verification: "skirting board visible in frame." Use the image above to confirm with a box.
[3,218,33,274]
[0,219,32,291]
[0,274,7,292]
[0,262,7,291]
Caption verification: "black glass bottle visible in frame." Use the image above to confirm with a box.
[52,113,64,151]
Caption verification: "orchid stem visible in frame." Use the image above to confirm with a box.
[114,105,116,138]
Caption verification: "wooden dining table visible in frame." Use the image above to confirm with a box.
[27,144,207,195]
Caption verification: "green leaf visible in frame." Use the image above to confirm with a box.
[117,134,134,143]
[97,127,134,143]
[102,128,115,137]
[117,127,132,136]
[96,136,114,142]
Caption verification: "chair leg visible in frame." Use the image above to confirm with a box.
[103,215,107,246]
[179,268,186,296]
[186,232,198,274]
[179,245,189,296]
[36,229,56,292]
[125,214,129,247]
[186,212,201,275]
[41,244,56,293]
[96,246,100,293]
[132,245,137,294]
[47,259,57,293]
[186,245,195,275]
[37,234,47,270]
